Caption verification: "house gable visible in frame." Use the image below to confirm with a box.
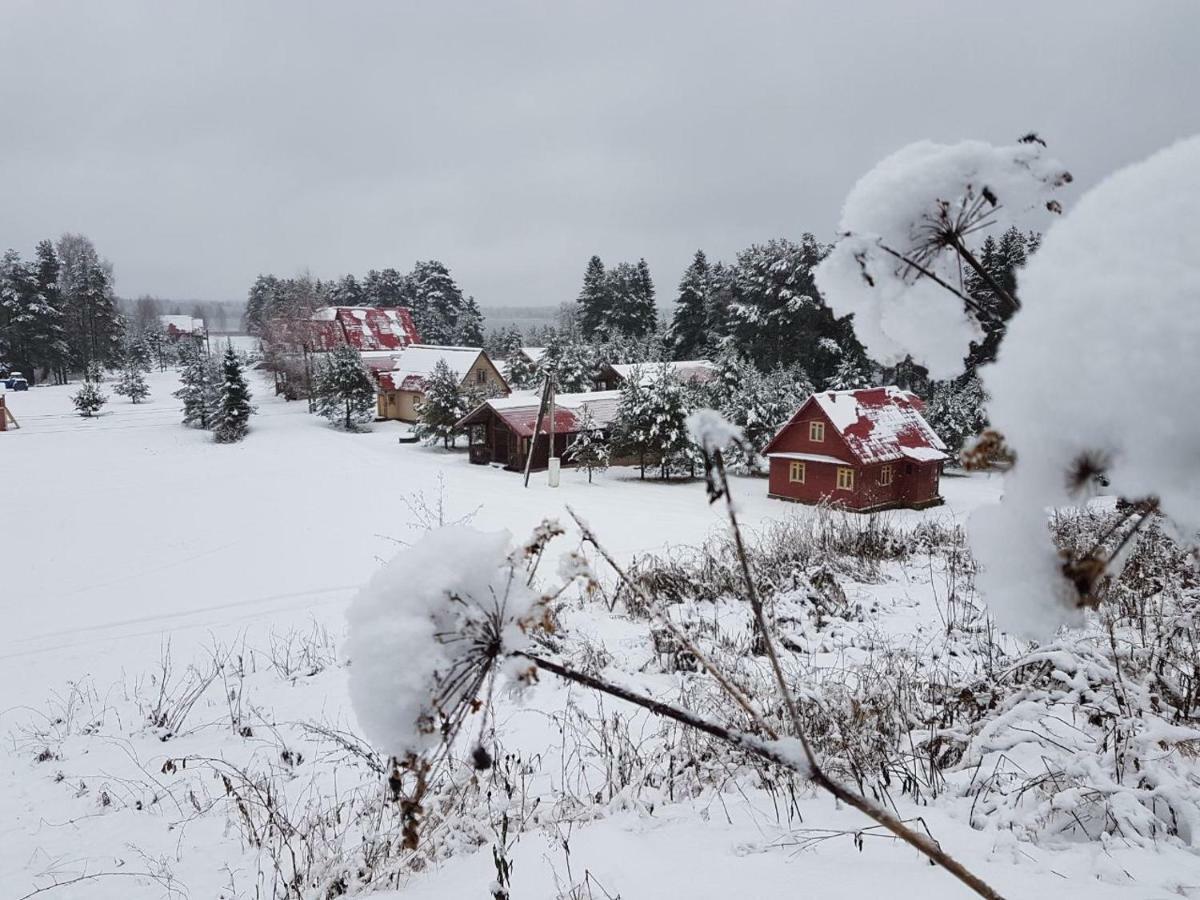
[762,397,857,464]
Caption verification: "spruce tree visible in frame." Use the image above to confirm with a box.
[668,250,710,360]
[175,343,220,428]
[113,364,150,403]
[213,346,253,443]
[413,358,466,448]
[72,381,107,417]
[644,365,692,479]
[313,345,377,431]
[611,366,655,478]
[576,255,610,340]
[730,236,838,378]
[566,406,610,482]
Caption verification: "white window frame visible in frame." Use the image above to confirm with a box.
[836,467,855,491]
[809,421,825,442]
[879,464,893,486]
[788,461,806,483]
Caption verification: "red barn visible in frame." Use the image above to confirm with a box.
[763,386,947,511]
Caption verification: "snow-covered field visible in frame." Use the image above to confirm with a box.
[2,371,1194,900]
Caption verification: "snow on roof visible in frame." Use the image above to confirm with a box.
[378,345,486,392]
[607,360,716,385]
[768,386,947,466]
[458,390,621,438]
[766,452,850,465]
[519,346,546,364]
[310,307,419,352]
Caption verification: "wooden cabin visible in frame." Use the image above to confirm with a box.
[457,390,621,471]
[377,345,509,422]
[763,386,947,511]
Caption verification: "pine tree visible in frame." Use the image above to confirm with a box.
[113,364,150,403]
[57,233,122,372]
[576,255,610,340]
[566,406,610,482]
[413,358,466,448]
[668,250,710,360]
[244,274,280,335]
[174,343,221,428]
[313,346,377,431]
[72,381,107,417]
[213,346,253,443]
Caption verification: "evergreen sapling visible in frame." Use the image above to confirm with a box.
[113,364,150,403]
[72,380,107,417]
[413,358,466,448]
[566,406,610,483]
[213,346,253,443]
[314,345,376,431]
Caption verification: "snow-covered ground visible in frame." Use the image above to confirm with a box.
[4,371,1193,900]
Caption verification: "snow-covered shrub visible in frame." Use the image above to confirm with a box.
[973,135,1200,634]
[815,137,1071,377]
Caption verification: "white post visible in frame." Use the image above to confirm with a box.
[547,376,558,488]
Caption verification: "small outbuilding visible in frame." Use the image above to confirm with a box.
[457,390,621,471]
[377,345,509,422]
[763,386,947,511]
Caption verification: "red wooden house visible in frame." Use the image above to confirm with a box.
[763,386,947,511]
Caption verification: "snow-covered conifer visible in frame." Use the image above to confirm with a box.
[72,380,107,417]
[566,406,610,483]
[313,345,376,431]
[213,346,252,443]
[576,255,609,340]
[668,250,710,360]
[113,364,150,403]
[413,358,466,448]
[824,355,871,391]
[174,343,220,428]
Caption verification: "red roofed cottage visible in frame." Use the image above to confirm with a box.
[763,386,947,511]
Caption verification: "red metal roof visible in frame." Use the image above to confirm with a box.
[764,386,947,466]
[266,307,419,354]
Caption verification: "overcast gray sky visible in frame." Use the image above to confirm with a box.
[1,1,1197,309]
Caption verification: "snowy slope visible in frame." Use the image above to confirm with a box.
[10,371,1195,899]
